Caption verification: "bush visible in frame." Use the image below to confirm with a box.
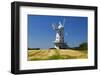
[79,43,88,50]
[28,48,40,50]
[71,42,88,50]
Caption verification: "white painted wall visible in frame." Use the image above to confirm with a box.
[0,0,99,76]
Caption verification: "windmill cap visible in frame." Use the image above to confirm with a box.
[58,22,64,29]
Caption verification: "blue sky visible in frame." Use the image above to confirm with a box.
[28,15,88,49]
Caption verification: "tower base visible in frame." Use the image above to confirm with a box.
[54,42,68,49]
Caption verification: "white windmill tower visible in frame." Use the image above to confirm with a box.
[52,19,67,49]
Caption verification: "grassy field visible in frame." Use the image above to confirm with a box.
[28,49,88,61]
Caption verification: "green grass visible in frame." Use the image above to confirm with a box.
[48,55,63,60]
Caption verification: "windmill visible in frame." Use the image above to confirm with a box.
[52,18,68,49]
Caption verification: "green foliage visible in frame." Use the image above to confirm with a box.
[72,42,88,50]
[79,42,88,50]
[28,48,40,50]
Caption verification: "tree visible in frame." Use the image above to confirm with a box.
[79,42,88,50]
[71,42,88,50]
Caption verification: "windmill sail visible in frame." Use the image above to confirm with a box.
[52,23,58,30]
[63,18,66,26]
